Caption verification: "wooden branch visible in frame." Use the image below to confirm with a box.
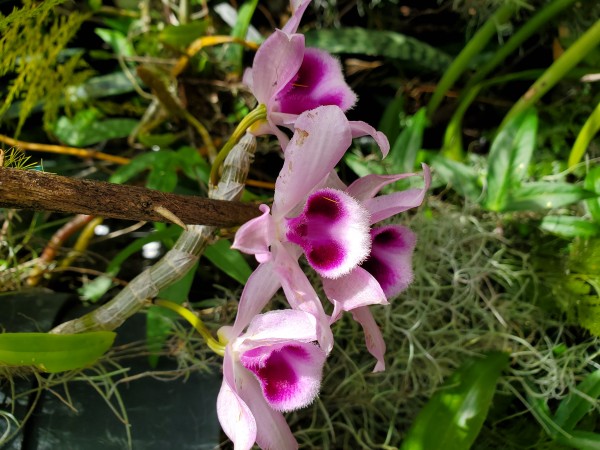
[0,167,261,227]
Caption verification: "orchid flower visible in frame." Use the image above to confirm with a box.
[232,105,430,370]
[217,309,327,450]
[243,0,388,153]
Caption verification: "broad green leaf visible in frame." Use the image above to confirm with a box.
[204,239,252,285]
[110,152,163,184]
[305,28,452,73]
[146,154,179,192]
[540,216,600,238]
[95,28,134,57]
[484,108,538,211]
[147,262,199,367]
[0,332,115,373]
[584,166,600,222]
[159,21,209,49]
[389,108,427,172]
[554,370,600,431]
[430,154,481,202]
[176,146,211,184]
[505,182,597,211]
[54,109,137,147]
[344,151,387,179]
[401,352,509,450]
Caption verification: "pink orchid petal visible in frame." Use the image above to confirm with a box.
[351,307,386,372]
[322,266,388,320]
[235,363,299,450]
[282,0,312,34]
[240,341,326,412]
[324,170,347,191]
[232,204,274,260]
[285,189,371,279]
[362,225,416,298]
[272,241,334,353]
[241,309,319,345]
[346,173,416,201]
[273,106,352,219]
[251,30,305,104]
[364,164,431,224]
[275,48,357,115]
[349,120,390,158]
[217,353,257,450]
[232,262,282,337]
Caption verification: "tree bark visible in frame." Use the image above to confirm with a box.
[0,167,261,227]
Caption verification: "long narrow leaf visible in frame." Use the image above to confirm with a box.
[554,370,600,431]
[390,108,427,172]
[584,166,600,222]
[204,239,252,285]
[401,352,509,450]
[505,182,597,211]
[0,332,115,373]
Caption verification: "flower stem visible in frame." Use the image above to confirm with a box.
[499,18,600,131]
[210,104,267,186]
[155,299,226,356]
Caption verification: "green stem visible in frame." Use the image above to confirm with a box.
[499,19,600,130]
[441,85,481,160]
[568,101,600,168]
[155,299,225,355]
[464,0,577,92]
[210,104,267,186]
[426,3,516,120]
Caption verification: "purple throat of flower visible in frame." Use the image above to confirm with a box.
[240,342,325,412]
[275,48,357,115]
[361,225,417,298]
[285,188,371,279]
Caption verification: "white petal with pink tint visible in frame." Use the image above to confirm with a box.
[272,106,352,218]
[285,188,371,279]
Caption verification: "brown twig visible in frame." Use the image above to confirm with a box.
[0,167,260,226]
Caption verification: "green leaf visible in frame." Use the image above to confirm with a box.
[505,182,597,211]
[176,146,211,184]
[540,216,600,238]
[484,108,538,211]
[224,0,259,75]
[54,109,138,147]
[430,154,481,202]
[204,239,252,285]
[401,352,509,450]
[554,370,600,431]
[389,108,427,172]
[584,166,600,222]
[95,28,134,57]
[555,430,600,450]
[146,154,179,192]
[159,21,209,49]
[305,28,452,73]
[0,332,115,373]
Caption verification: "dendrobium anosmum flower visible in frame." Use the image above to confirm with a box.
[217,309,327,450]
[232,105,430,370]
[244,0,388,152]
